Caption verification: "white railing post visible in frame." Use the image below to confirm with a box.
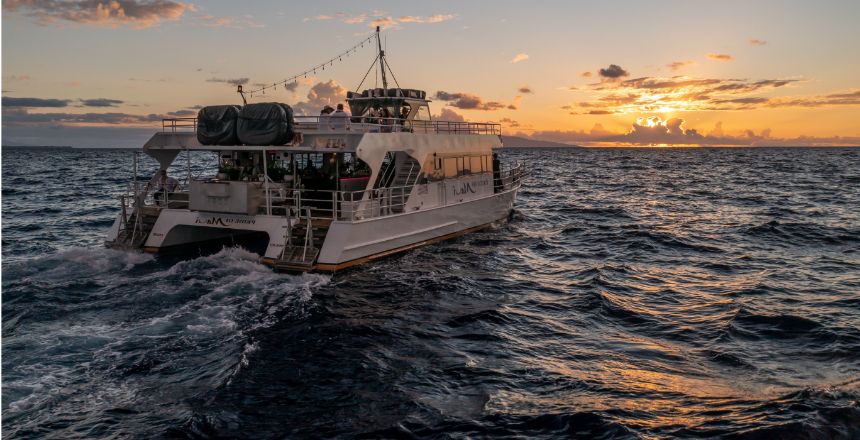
[263,149,271,215]
[332,192,337,220]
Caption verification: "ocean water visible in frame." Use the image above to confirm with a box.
[2,146,860,439]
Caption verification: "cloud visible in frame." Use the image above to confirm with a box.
[290,80,348,115]
[598,64,629,80]
[196,14,264,28]
[5,75,31,81]
[499,117,520,127]
[510,53,529,64]
[433,107,465,122]
[518,85,533,94]
[580,71,593,78]
[2,107,165,126]
[167,109,195,117]
[667,60,695,71]
[3,0,191,29]
[765,89,860,108]
[706,53,734,61]
[398,14,455,24]
[129,77,170,82]
[369,16,397,29]
[434,91,507,111]
[599,116,707,145]
[516,116,860,147]
[207,77,249,86]
[80,98,124,107]
[313,11,455,29]
[749,38,767,46]
[571,75,812,114]
[3,97,70,107]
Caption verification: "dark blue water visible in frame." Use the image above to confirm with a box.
[3,146,860,439]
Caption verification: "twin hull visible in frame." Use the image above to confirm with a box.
[108,188,517,271]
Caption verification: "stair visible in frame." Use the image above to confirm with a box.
[108,208,159,250]
[272,216,331,272]
[388,155,419,213]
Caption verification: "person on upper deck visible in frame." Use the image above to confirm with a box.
[318,105,334,130]
[329,103,350,130]
[380,108,394,132]
[365,105,381,124]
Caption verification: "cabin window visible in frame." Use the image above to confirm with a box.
[414,105,431,121]
[470,156,483,173]
[443,157,459,178]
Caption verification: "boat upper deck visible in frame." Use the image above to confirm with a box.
[145,116,502,153]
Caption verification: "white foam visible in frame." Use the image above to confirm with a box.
[3,245,330,426]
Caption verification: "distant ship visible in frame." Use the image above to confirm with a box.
[106,28,525,272]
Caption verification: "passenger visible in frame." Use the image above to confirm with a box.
[302,159,320,178]
[329,103,350,130]
[399,106,411,132]
[148,169,181,193]
[365,105,381,124]
[380,108,394,132]
[319,105,334,130]
[146,169,181,205]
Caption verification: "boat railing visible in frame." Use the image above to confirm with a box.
[124,162,525,222]
[260,183,419,221]
[294,116,501,136]
[263,161,526,221]
[162,118,197,133]
[161,116,500,136]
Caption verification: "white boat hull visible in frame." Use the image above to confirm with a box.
[314,187,517,270]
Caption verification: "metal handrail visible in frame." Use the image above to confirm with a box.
[261,162,526,221]
[130,162,526,222]
[163,115,500,136]
[162,118,197,132]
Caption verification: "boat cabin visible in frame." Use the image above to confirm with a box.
[346,88,431,128]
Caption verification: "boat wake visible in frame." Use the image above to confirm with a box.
[2,246,328,438]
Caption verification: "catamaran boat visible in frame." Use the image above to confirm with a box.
[105,29,526,272]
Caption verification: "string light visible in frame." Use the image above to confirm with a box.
[240,34,375,97]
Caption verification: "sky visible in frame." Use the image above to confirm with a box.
[2,0,860,147]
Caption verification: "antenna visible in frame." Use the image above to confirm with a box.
[376,26,388,90]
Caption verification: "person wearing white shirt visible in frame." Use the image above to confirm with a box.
[148,169,181,192]
[146,169,181,205]
[329,103,350,130]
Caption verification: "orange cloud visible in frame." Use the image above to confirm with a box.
[519,117,860,147]
[569,74,816,115]
[510,53,529,64]
[434,91,508,111]
[196,14,264,28]
[749,38,767,46]
[313,11,455,29]
[667,60,695,71]
[706,53,734,61]
[398,14,456,24]
[433,107,466,122]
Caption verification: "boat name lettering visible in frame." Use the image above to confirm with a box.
[453,182,477,196]
[194,216,256,226]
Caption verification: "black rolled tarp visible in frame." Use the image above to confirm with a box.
[196,105,240,145]
[237,102,295,146]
